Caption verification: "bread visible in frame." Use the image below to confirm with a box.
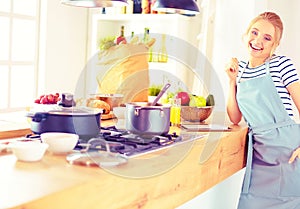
[87,99,111,114]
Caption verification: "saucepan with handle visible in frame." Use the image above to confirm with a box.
[125,83,171,136]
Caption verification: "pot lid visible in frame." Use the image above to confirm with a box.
[48,107,102,116]
[126,102,171,109]
[66,151,127,167]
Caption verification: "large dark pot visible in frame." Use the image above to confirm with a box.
[126,102,171,136]
[26,107,102,139]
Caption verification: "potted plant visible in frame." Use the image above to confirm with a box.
[148,84,163,102]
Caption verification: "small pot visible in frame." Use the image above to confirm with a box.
[26,107,102,139]
[126,102,171,136]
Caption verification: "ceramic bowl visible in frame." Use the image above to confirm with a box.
[9,141,48,162]
[40,132,79,154]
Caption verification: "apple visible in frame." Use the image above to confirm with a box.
[176,91,190,106]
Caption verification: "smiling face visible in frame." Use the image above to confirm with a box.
[245,19,277,67]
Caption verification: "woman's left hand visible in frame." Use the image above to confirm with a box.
[289,147,300,163]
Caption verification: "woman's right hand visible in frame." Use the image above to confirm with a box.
[225,58,239,82]
[225,57,242,124]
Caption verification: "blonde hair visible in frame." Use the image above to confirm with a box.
[246,12,283,48]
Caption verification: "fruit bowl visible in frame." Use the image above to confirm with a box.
[181,106,214,122]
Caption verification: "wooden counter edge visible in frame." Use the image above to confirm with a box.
[0,128,32,140]
[9,125,248,209]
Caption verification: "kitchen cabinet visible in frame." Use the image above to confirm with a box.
[85,13,203,96]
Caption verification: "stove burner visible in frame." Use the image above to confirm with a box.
[25,126,185,158]
[76,126,183,157]
[25,133,41,140]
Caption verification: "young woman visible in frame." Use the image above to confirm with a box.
[225,12,300,209]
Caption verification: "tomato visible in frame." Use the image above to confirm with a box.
[35,93,60,104]
[40,96,49,104]
[47,94,54,104]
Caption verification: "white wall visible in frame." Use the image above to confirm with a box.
[266,0,300,71]
[38,0,88,96]
[205,0,258,107]
[209,0,300,112]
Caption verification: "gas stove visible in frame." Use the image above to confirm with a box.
[23,126,205,158]
[75,126,205,158]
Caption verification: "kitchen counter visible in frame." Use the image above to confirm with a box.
[0,114,248,209]
[0,111,32,139]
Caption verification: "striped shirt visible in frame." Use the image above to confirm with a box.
[238,55,299,117]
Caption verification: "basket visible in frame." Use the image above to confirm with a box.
[181,106,214,122]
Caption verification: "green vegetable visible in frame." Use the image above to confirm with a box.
[206,94,215,106]
[98,36,116,51]
[189,95,206,107]
[149,84,163,96]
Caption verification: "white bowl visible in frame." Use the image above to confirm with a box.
[40,132,79,154]
[9,141,48,162]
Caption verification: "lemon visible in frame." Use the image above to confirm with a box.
[189,95,206,107]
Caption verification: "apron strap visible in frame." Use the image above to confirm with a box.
[242,130,253,194]
[252,119,295,133]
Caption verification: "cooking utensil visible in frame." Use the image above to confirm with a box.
[126,102,171,136]
[67,137,128,167]
[66,151,128,167]
[26,106,102,139]
[151,83,171,106]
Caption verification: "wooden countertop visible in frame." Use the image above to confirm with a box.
[0,114,248,209]
[0,111,32,139]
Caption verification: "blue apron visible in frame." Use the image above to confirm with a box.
[236,61,300,209]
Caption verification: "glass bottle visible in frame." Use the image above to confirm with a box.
[170,97,181,127]
[143,27,149,43]
[158,34,168,63]
[142,0,150,14]
[116,25,127,45]
[143,28,152,62]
